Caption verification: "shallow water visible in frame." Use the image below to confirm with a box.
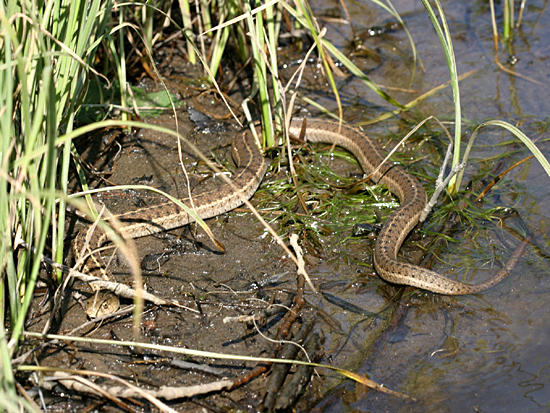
[308,0,550,411]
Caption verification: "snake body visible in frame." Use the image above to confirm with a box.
[76,118,508,316]
[292,119,509,294]
[75,127,267,316]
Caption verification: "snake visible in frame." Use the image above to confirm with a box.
[75,118,510,317]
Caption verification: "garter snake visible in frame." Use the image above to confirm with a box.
[75,118,509,317]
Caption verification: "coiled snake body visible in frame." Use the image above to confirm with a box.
[75,119,508,317]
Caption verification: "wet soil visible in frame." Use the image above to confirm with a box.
[27,105,313,410]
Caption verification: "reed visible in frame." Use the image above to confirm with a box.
[0,0,111,402]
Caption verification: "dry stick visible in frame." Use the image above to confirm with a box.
[71,271,198,313]
[49,371,233,402]
[289,233,308,291]
[261,320,315,411]
[275,330,321,410]
[230,364,269,390]
[419,117,458,222]
[39,370,175,412]
[32,250,198,317]
[278,249,306,340]
[169,359,226,377]
[50,374,135,412]
[475,155,534,202]
[420,162,465,223]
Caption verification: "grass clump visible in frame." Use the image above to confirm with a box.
[0,0,111,403]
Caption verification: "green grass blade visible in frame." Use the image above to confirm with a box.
[456,120,550,191]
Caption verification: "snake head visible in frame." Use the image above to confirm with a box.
[86,290,120,318]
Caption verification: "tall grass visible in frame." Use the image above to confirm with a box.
[172,0,402,146]
[0,0,111,403]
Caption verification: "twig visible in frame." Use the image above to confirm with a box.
[476,155,534,202]
[26,247,198,315]
[72,271,198,313]
[48,371,232,401]
[289,233,308,284]
[41,370,175,411]
[420,162,464,223]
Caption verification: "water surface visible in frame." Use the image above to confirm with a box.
[309,1,550,411]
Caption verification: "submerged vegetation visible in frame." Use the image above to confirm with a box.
[1,0,549,410]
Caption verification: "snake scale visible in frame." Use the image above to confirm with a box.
[75,118,510,317]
